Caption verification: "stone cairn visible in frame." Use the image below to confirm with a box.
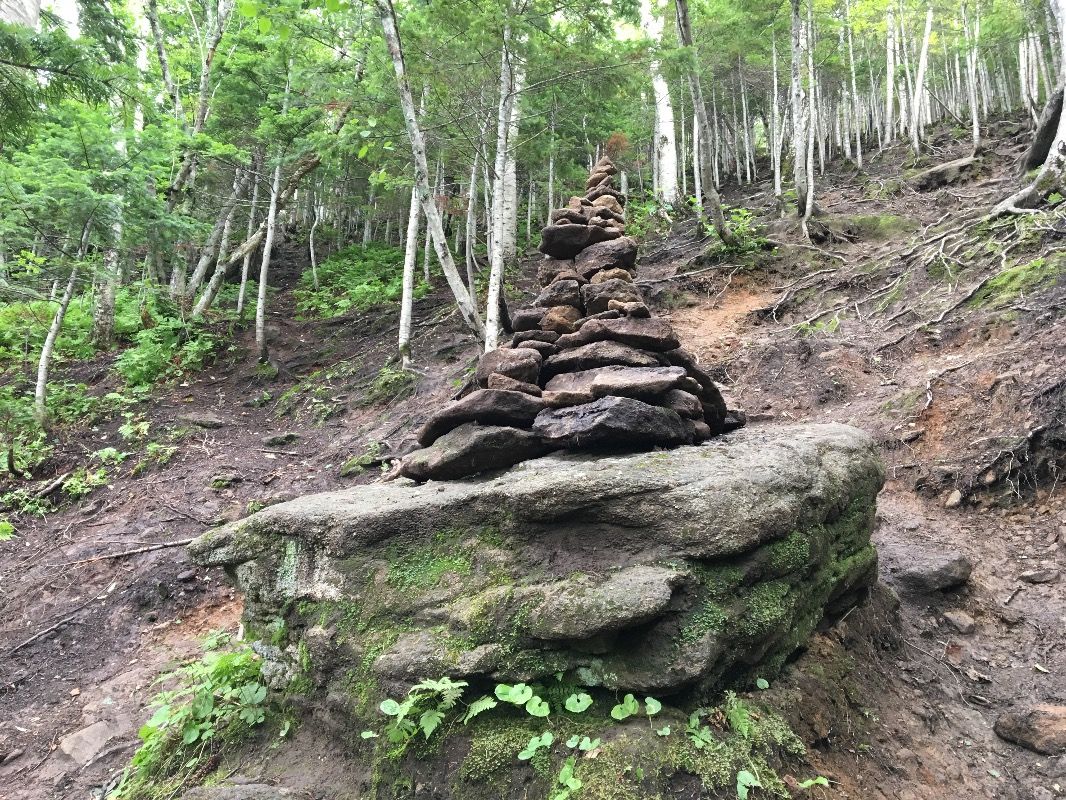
[401,156,744,481]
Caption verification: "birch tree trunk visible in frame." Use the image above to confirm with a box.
[255,66,291,362]
[791,0,811,215]
[909,6,935,152]
[485,23,518,351]
[885,5,897,146]
[398,184,421,367]
[673,0,734,243]
[845,0,863,168]
[376,0,483,339]
[642,0,678,205]
[236,150,262,318]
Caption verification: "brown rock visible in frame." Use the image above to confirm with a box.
[585,184,626,206]
[488,374,543,396]
[545,366,687,401]
[512,307,546,332]
[550,208,589,225]
[685,419,713,442]
[593,155,616,171]
[543,340,662,376]
[556,317,681,352]
[582,279,642,314]
[994,705,1066,754]
[550,269,587,285]
[541,305,583,334]
[586,171,614,190]
[542,388,594,408]
[591,206,626,224]
[608,300,651,318]
[537,258,576,287]
[401,424,554,481]
[418,390,545,446]
[590,268,634,284]
[475,347,542,387]
[573,310,621,329]
[591,195,624,215]
[514,339,556,358]
[535,279,583,309]
[574,237,638,275]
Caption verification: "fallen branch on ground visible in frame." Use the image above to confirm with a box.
[47,538,196,568]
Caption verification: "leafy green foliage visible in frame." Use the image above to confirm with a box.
[115,319,223,388]
[517,730,553,761]
[735,768,762,799]
[0,519,15,541]
[706,206,767,256]
[564,692,593,713]
[552,756,583,800]
[610,693,640,721]
[374,676,469,753]
[116,634,268,797]
[294,244,427,319]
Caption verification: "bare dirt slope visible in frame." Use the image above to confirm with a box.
[2,118,1064,800]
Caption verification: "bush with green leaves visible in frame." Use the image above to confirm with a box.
[116,634,269,797]
[705,205,767,256]
[294,243,428,319]
[114,319,223,388]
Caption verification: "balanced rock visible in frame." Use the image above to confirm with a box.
[534,279,582,309]
[575,236,638,274]
[475,346,542,387]
[532,395,690,449]
[511,307,546,331]
[590,267,633,284]
[402,423,554,482]
[487,374,542,396]
[537,258,576,286]
[541,305,583,333]
[542,340,662,376]
[557,316,681,352]
[582,278,642,314]
[419,389,544,446]
[544,366,687,402]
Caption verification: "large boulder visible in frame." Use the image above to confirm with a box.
[544,365,688,401]
[542,340,662,376]
[189,423,883,700]
[574,237,638,275]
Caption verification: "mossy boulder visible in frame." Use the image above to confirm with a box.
[190,423,882,707]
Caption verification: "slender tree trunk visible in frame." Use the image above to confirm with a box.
[486,23,518,351]
[376,0,483,339]
[674,0,734,243]
[791,0,811,215]
[236,150,262,318]
[885,5,896,146]
[398,184,421,367]
[910,6,935,152]
[845,0,863,168]
[642,0,678,204]
[255,67,291,362]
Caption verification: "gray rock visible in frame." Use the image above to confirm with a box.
[262,432,298,447]
[535,279,583,309]
[182,785,294,800]
[581,279,642,314]
[511,307,546,331]
[943,610,976,634]
[532,396,691,449]
[177,411,225,429]
[574,237,638,275]
[528,566,682,640]
[536,258,576,286]
[486,374,542,396]
[190,424,884,695]
[58,721,120,765]
[1019,568,1060,584]
[885,548,972,593]
[402,424,553,481]
[418,389,545,446]
[659,389,704,419]
[539,223,619,260]
[995,705,1066,754]
[542,340,662,377]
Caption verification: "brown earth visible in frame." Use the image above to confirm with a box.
[2,116,1065,799]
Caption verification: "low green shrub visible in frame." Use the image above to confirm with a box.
[294,243,427,319]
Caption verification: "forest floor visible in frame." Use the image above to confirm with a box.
[1,116,1065,800]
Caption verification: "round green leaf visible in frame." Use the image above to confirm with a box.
[564,692,593,713]
[525,696,550,718]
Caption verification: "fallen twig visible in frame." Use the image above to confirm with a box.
[46,538,196,568]
[8,587,115,655]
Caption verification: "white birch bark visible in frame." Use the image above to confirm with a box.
[885,5,896,145]
[376,0,483,338]
[909,6,935,152]
[642,0,678,204]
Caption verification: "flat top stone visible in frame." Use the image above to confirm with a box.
[190,423,884,565]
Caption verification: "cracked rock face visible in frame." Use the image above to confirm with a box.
[190,423,883,699]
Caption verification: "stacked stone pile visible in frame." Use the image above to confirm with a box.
[401,156,744,481]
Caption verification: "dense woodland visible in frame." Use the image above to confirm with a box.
[2,1,1066,798]
[0,0,1062,479]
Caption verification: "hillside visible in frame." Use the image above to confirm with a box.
[0,114,1062,799]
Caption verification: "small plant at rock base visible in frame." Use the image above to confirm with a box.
[610,693,640,721]
[61,466,107,499]
[736,767,763,799]
[0,519,15,542]
[369,677,469,754]
[114,633,268,798]
[518,730,553,761]
[552,756,583,800]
